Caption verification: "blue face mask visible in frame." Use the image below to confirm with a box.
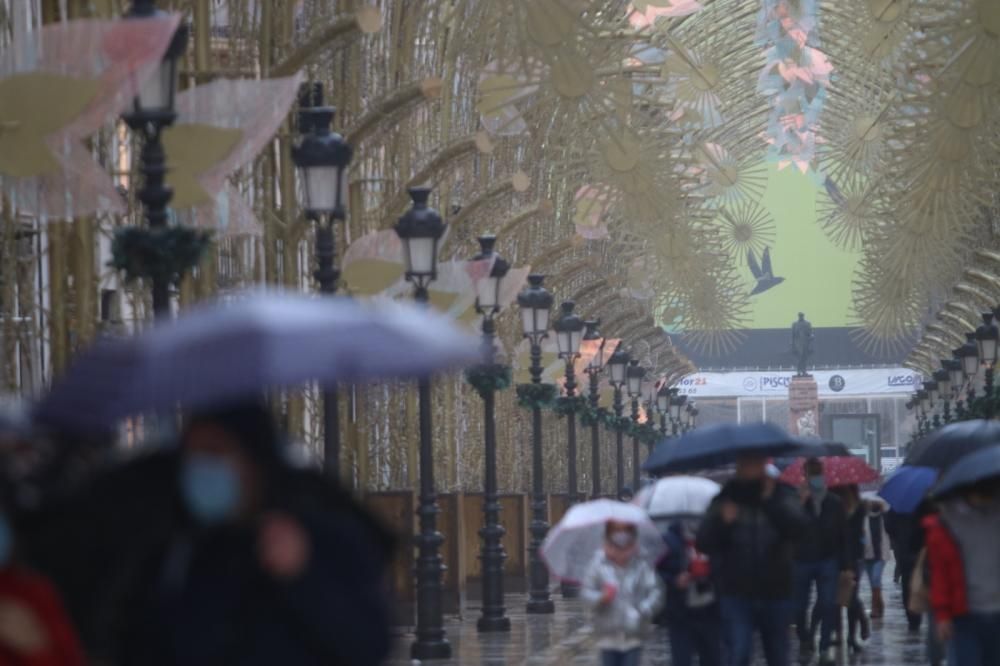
[808,475,826,493]
[180,454,241,525]
[0,514,13,567]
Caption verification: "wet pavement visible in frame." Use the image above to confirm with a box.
[387,570,933,665]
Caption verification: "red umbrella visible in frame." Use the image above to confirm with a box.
[779,456,879,487]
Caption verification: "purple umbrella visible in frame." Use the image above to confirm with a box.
[36,291,481,432]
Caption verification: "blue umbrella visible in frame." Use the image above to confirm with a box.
[904,419,1000,470]
[642,422,802,475]
[933,446,1000,498]
[878,465,938,514]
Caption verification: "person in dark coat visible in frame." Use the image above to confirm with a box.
[658,518,720,666]
[697,455,807,666]
[884,507,925,632]
[831,484,868,653]
[25,402,393,666]
[791,458,851,666]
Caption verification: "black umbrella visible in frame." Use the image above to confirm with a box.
[904,420,1000,470]
[643,422,802,476]
[932,446,1000,498]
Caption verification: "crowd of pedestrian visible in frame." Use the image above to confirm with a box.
[579,447,1000,666]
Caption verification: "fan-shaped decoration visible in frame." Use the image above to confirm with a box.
[816,173,881,251]
[165,74,303,234]
[693,142,767,204]
[715,199,775,258]
[0,16,180,219]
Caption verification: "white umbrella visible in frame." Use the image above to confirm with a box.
[636,476,720,518]
[541,499,665,583]
[36,291,481,432]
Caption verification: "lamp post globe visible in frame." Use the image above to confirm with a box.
[395,187,446,300]
[608,345,630,387]
[124,0,188,123]
[292,84,352,221]
[554,301,585,360]
[517,275,555,615]
[473,235,509,317]
[944,359,963,395]
[583,320,605,499]
[626,359,645,398]
[470,235,510,633]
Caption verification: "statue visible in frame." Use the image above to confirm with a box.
[791,312,813,377]
[796,409,817,437]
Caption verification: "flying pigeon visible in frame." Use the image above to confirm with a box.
[747,247,785,296]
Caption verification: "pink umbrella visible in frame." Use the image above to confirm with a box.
[779,456,879,488]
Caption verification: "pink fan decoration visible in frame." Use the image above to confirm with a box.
[0,16,181,219]
[628,1,704,28]
[170,74,304,234]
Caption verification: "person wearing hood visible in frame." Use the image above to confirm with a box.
[582,519,663,666]
[790,458,851,666]
[26,402,393,666]
[861,496,889,619]
[696,455,807,666]
[923,478,1000,666]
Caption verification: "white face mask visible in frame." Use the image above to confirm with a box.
[609,531,636,549]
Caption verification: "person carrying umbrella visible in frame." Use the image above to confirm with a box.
[637,475,721,666]
[581,518,663,666]
[28,402,394,666]
[922,447,1000,666]
[789,458,851,665]
[696,454,807,666]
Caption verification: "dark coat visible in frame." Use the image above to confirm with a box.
[656,522,717,622]
[696,480,807,600]
[24,450,394,666]
[794,492,850,567]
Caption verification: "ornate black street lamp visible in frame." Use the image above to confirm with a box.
[395,186,451,660]
[517,274,555,614]
[958,332,980,403]
[114,2,205,318]
[554,302,584,502]
[656,385,670,436]
[553,300,584,597]
[293,82,353,479]
[934,367,952,422]
[976,311,998,399]
[687,403,699,432]
[608,345,630,496]
[670,391,688,436]
[583,320,605,498]
[470,235,511,633]
[626,359,645,491]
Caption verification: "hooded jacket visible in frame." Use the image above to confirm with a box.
[581,550,663,651]
[696,480,807,600]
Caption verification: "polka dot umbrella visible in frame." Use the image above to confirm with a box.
[779,455,879,488]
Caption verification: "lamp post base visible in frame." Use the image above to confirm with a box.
[526,598,556,614]
[410,639,452,661]
[476,616,511,633]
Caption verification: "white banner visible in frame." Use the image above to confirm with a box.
[675,368,922,399]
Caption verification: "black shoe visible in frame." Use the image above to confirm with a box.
[799,641,815,658]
